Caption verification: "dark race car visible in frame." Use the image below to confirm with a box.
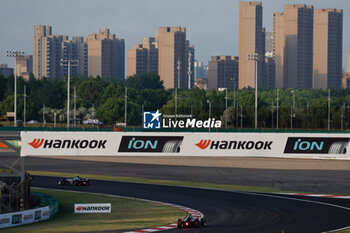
[58,176,89,186]
[177,214,206,228]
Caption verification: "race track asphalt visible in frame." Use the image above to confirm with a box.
[32,175,350,233]
[21,156,350,194]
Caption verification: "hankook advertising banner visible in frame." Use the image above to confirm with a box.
[74,203,111,213]
[21,131,350,158]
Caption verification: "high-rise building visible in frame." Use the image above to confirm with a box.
[71,37,88,77]
[33,25,66,79]
[194,78,208,90]
[158,26,188,89]
[33,25,51,79]
[342,72,350,89]
[238,1,264,89]
[60,36,88,78]
[127,37,158,77]
[348,48,350,72]
[273,12,285,88]
[88,28,125,79]
[265,31,273,55]
[194,61,208,80]
[314,8,343,89]
[0,64,14,78]
[33,25,87,79]
[16,55,33,80]
[264,57,276,89]
[208,56,239,90]
[273,5,314,88]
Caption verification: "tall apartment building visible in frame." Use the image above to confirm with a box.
[33,25,87,79]
[158,26,188,89]
[265,31,273,55]
[208,56,239,90]
[127,37,158,77]
[59,37,88,78]
[314,8,343,89]
[194,61,208,79]
[273,5,314,88]
[88,28,125,79]
[238,1,264,89]
[16,55,33,79]
[342,72,350,89]
[194,78,208,90]
[72,37,88,77]
[273,12,285,88]
[33,25,64,79]
[348,48,350,72]
[264,57,276,89]
[0,64,14,78]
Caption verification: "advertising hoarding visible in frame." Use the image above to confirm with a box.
[21,131,350,158]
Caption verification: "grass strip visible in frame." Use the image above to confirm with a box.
[1,188,186,233]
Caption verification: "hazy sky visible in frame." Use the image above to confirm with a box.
[0,0,349,70]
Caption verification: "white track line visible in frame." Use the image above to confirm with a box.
[277,192,350,199]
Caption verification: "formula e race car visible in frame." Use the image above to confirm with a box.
[177,214,206,228]
[58,176,89,186]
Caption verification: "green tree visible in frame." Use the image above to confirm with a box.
[0,75,7,100]
[97,97,124,124]
[126,73,164,90]
[77,77,106,107]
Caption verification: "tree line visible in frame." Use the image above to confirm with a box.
[1,73,350,130]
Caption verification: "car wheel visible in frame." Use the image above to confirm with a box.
[328,141,348,154]
[177,219,182,228]
[162,140,182,153]
[194,220,200,227]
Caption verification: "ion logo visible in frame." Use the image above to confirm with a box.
[293,139,323,151]
[118,136,183,153]
[196,140,211,149]
[127,137,158,150]
[195,139,272,150]
[29,138,44,148]
[284,137,350,154]
[143,110,161,129]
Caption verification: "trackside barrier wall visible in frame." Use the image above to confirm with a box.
[0,192,58,229]
[0,205,49,228]
[31,192,59,218]
[21,131,350,158]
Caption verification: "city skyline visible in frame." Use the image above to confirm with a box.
[1,0,349,71]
